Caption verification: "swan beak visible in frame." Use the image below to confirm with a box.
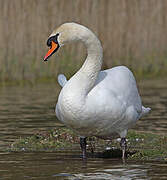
[44,41,59,61]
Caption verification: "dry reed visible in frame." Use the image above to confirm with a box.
[0,0,167,83]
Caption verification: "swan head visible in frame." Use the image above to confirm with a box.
[44,22,93,61]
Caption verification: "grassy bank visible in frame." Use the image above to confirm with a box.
[10,128,167,161]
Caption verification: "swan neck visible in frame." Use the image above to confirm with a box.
[80,33,103,74]
[63,25,103,100]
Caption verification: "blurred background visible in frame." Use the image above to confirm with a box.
[0,0,167,84]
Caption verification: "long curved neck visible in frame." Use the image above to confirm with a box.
[61,24,103,107]
[79,33,103,81]
[69,27,103,96]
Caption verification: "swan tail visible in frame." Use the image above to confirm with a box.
[140,106,151,117]
[58,74,67,87]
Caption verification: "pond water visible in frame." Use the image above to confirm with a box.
[0,78,167,179]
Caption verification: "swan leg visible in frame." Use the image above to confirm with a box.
[89,141,95,154]
[120,137,127,159]
[80,137,87,159]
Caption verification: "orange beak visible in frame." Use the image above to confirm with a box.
[44,41,59,61]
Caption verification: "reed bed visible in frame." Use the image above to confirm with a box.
[0,0,167,83]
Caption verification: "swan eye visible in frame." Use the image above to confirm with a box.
[47,33,59,47]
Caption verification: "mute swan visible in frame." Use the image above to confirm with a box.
[44,22,151,159]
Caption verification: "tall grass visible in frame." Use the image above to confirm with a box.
[0,0,167,83]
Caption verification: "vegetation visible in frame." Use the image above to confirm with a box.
[0,0,167,83]
[10,128,167,161]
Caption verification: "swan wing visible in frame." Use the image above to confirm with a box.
[95,66,142,113]
[86,66,144,125]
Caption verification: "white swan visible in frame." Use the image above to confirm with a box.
[44,22,151,159]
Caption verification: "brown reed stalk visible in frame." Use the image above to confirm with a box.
[0,0,167,83]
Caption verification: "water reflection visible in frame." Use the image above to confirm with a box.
[0,152,167,179]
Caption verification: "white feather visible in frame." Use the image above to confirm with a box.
[57,74,67,87]
[52,23,151,139]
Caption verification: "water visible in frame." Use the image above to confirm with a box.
[136,79,167,134]
[0,152,167,179]
[0,84,62,149]
[0,79,167,179]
